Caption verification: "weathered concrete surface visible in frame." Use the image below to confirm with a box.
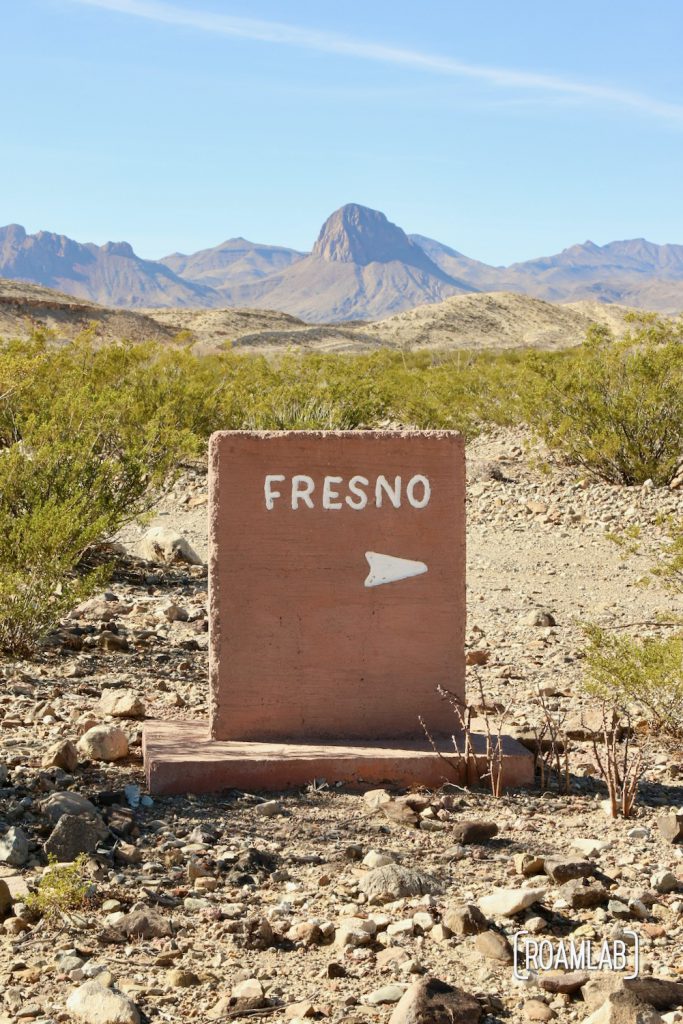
[208,430,466,743]
[143,721,534,795]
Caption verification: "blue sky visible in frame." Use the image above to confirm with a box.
[2,0,682,263]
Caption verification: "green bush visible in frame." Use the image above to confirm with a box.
[516,315,683,485]
[583,624,683,739]
[25,855,92,920]
[650,517,683,594]
[0,334,194,655]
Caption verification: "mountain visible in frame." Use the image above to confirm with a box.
[0,224,219,308]
[160,237,305,290]
[3,208,683,318]
[412,234,683,311]
[219,204,474,321]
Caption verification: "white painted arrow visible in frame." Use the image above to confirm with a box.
[364,551,428,588]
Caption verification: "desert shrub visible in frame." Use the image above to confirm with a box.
[0,333,194,655]
[516,315,683,485]
[583,624,683,739]
[25,855,92,921]
[650,516,683,594]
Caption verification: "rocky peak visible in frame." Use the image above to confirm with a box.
[312,204,436,268]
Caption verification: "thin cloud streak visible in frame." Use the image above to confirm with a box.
[70,0,683,123]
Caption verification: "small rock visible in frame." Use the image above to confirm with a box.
[255,800,283,817]
[139,526,203,565]
[544,858,593,884]
[451,820,498,843]
[364,788,392,809]
[651,869,678,894]
[360,864,439,903]
[572,839,611,858]
[442,904,488,936]
[160,601,189,622]
[539,971,590,995]
[478,887,545,918]
[77,724,129,762]
[363,850,395,868]
[388,977,481,1024]
[232,978,265,1010]
[0,827,29,867]
[166,968,200,988]
[42,739,79,773]
[43,790,101,824]
[558,878,609,909]
[657,813,683,844]
[99,690,146,719]
[117,907,173,939]
[584,991,664,1024]
[0,878,13,916]
[475,929,513,962]
[524,999,556,1021]
[525,609,556,627]
[66,980,140,1024]
[364,985,408,1006]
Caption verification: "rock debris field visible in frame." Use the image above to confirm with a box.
[1,427,683,1024]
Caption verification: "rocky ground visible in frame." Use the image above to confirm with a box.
[1,427,683,1024]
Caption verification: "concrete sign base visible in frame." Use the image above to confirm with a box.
[143,720,534,795]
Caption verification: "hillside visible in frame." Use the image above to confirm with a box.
[0,276,643,352]
[0,277,176,344]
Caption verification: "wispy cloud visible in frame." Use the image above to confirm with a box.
[69,0,683,123]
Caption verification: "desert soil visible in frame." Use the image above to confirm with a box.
[1,427,682,1024]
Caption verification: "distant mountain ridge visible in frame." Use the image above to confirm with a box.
[2,205,683,320]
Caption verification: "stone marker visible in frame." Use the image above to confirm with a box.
[144,430,533,793]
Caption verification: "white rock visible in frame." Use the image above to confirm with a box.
[99,690,145,719]
[651,869,678,894]
[77,725,129,762]
[255,800,283,817]
[478,887,546,918]
[232,979,264,999]
[363,850,395,868]
[66,980,140,1024]
[572,838,611,857]
[138,527,202,566]
[0,827,29,867]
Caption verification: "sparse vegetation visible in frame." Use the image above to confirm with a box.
[25,855,92,921]
[1,315,681,655]
[583,625,683,741]
[516,314,683,486]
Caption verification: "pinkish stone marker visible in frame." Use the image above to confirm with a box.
[143,430,534,794]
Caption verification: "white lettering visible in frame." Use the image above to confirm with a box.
[538,940,553,972]
[375,475,401,508]
[524,940,539,971]
[346,475,369,510]
[291,474,315,510]
[264,474,285,510]
[554,942,569,970]
[568,942,587,970]
[322,476,343,510]
[612,941,627,972]
[262,472,432,510]
[407,474,431,509]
